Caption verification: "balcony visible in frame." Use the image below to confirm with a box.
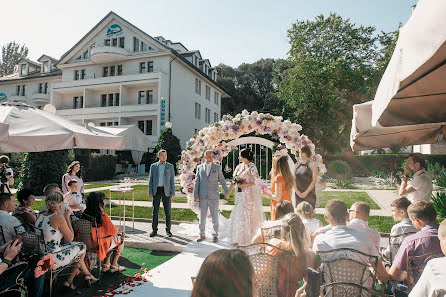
[9,95,27,102]
[90,46,130,64]
[32,93,49,104]
[56,103,159,120]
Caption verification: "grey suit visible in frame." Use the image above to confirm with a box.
[193,163,228,237]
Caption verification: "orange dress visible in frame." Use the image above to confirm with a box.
[270,175,292,220]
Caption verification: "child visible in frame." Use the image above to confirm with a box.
[63,180,86,213]
[295,201,322,243]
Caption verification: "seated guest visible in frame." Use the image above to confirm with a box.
[83,192,125,273]
[313,199,388,284]
[409,219,446,296]
[0,193,25,245]
[191,249,255,297]
[348,202,381,253]
[36,192,97,289]
[252,200,294,243]
[13,188,37,225]
[389,201,442,289]
[39,183,72,216]
[295,201,322,243]
[63,180,86,212]
[268,213,319,297]
[382,197,417,262]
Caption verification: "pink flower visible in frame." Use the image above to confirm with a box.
[35,254,57,278]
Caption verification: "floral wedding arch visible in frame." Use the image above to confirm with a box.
[179,110,327,200]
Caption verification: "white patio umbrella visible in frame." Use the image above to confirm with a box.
[0,123,8,142]
[351,101,446,151]
[371,0,446,127]
[0,101,124,152]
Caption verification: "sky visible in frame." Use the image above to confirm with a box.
[2,0,417,68]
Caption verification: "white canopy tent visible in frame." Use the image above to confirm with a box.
[371,0,446,127]
[0,102,124,152]
[0,123,8,142]
[351,101,446,151]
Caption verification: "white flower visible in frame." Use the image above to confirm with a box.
[241,110,249,117]
[251,111,259,117]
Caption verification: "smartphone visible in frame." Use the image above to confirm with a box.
[13,235,23,244]
[306,267,321,297]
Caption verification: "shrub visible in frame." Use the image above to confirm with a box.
[432,191,446,218]
[427,161,446,183]
[327,160,352,180]
[18,150,71,195]
[84,153,117,182]
[155,128,181,174]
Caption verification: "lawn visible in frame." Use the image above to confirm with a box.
[84,183,116,190]
[120,247,178,277]
[319,191,379,209]
[92,185,189,203]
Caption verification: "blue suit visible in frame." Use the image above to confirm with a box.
[148,161,175,232]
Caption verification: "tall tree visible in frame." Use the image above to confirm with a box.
[0,41,29,76]
[155,128,182,173]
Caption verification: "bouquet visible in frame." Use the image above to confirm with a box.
[254,178,272,195]
[35,254,57,278]
[233,175,246,185]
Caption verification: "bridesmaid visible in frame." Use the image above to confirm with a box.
[262,155,294,221]
[294,145,318,209]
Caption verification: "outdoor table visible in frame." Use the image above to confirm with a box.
[109,187,135,233]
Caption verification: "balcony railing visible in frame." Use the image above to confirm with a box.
[90,46,130,64]
[32,92,49,103]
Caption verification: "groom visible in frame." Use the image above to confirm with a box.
[193,150,228,243]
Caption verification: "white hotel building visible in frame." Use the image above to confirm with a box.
[0,11,228,148]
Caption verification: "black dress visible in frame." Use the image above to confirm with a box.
[294,161,316,208]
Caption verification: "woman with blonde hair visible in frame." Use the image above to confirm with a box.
[262,154,295,220]
[268,213,319,297]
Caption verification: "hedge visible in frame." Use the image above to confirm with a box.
[323,154,446,177]
[84,153,117,182]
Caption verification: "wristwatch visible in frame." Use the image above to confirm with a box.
[1,258,12,267]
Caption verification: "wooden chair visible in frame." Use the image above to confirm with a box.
[0,262,28,297]
[380,231,417,267]
[406,252,444,292]
[238,242,294,297]
[317,248,391,297]
[0,226,5,246]
[261,225,281,243]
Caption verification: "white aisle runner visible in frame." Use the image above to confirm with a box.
[116,240,232,297]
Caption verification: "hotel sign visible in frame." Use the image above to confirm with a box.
[0,93,7,101]
[160,98,166,130]
[106,24,123,37]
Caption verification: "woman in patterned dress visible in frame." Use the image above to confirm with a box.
[35,192,97,289]
[226,148,265,246]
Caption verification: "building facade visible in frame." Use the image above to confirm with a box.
[0,11,228,148]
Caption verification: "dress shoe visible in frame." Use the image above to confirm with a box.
[150,231,157,237]
[166,230,173,237]
[197,235,206,242]
[213,236,218,243]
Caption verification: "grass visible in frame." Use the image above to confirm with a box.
[314,214,396,233]
[319,191,379,209]
[84,183,116,189]
[92,185,189,203]
[120,247,178,277]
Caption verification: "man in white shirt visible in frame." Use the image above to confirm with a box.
[313,199,389,286]
[348,202,381,253]
[399,153,433,203]
[0,193,25,245]
[409,219,446,297]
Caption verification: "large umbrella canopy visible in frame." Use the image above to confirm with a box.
[0,123,8,142]
[351,101,446,151]
[0,102,124,152]
[371,0,446,127]
[94,125,152,152]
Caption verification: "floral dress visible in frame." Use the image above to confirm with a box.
[228,162,265,245]
[13,206,37,218]
[35,214,85,268]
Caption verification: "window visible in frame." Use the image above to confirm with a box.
[20,64,27,75]
[198,80,202,95]
[21,85,25,96]
[80,96,84,108]
[73,97,79,109]
[105,39,111,46]
[205,86,210,100]
[100,123,106,127]
[110,66,115,76]
[44,83,48,94]
[103,67,108,77]
[74,70,80,80]
[139,62,146,73]
[147,61,154,72]
[115,93,120,106]
[147,90,153,104]
[112,38,118,47]
[214,112,219,123]
[145,120,152,135]
[101,94,107,107]
[194,102,201,119]
[114,121,118,126]
[141,41,147,52]
[42,61,49,72]
[38,83,43,94]
[205,108,210,123]
[133,37,140,52]
[107,122,113,126]
[117,65,122,75]
[195,79,202,95]
[108,94,114,106]
[81,69,86,79]
[214,92,219,105]
[82,51,88,59]
[138,91,145,104]
[138,121,144,133]
[16,86,20,95]
[119,37,125,48]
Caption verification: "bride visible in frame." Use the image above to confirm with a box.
[225,148,265,246]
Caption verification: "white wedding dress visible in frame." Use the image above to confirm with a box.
[227,162,265,246]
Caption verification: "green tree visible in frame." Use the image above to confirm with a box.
[18,150,70,195]
[278,13,381,153]
[0,42,29,76]
[155,128,181,173]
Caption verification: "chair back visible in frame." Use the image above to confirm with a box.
[238,242,294,297]
[0,225,5,245]
[407,252,444,291]
[13,212,36,233]
[317,248,379,297]
[0,262,28,296]
[261,225,281,243]
[17,227,46,255]
[74,214,98,251]
[389,231,416,261]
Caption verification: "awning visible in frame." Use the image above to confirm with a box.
[0,123,8,142]
[94,125,152,152]
[351,101,446,151]
[371,0,446,127]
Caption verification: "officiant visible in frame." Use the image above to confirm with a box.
[148,149,175,237]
